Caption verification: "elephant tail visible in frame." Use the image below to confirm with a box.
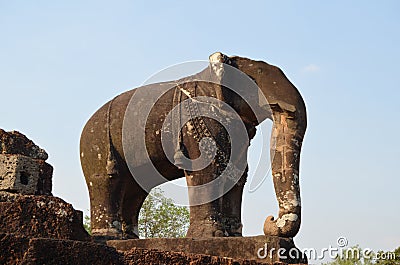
[105,96,119,177]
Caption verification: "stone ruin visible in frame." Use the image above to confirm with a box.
[0,129,52,195]
[1,129,307,264]
[0,129,92,263]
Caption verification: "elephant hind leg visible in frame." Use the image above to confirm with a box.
[86,173,125,241]
[120,180,148,239]
[88,172,147,240]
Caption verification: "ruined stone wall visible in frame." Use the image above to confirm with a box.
[0,192,90,241]
[0,129,52,195]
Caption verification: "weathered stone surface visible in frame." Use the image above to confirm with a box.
[122,247,272,265]
[0,192,90,241]
[0,154,40,194]
[108,235,307,264]
[1,234,305,265]
[0,233,30,264]
[0,129,48,160]
[36,159,52,195]
[0,129,53,195]
[0,234,123,265]
[0,233,309,265]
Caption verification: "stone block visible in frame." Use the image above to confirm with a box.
[108,235,308,264]
[0,192,91,241]
[0,234,123,265]
[0,154,40,194]
[0,234,274,265]
[0,129,48,160]
[37,160,53,195]
[122,247,272,265]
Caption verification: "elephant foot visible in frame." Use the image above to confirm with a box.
[91,219,140,241]
[186,221,226,238]
[186,227,225,238]
[263,213,301,238]
[91,227,123,243]
[222,217,243,237]
[186,219,243,238]
[122,222,139,239]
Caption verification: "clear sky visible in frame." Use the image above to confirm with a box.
[1,1,399,263]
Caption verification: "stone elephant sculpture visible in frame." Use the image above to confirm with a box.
[80,52,307,241]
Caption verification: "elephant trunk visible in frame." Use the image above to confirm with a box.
[208,53,308,238]
[264,105,307,238]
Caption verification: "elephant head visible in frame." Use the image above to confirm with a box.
[210,52,307,238]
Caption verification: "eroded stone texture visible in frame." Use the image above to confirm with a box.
[122,247,271,265]
[108,235,307,264]
[0,154,40,194]
[36,159,53,195]
[0,129,48,160]
[0,192,90,241]
[0,234,308,264]
[0,129,53,195]
[0,234,123,265]
[0,233,30,264]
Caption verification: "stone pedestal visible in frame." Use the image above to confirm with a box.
[1,234,278,265]
[107,236,308,264]
[0,234,122,265]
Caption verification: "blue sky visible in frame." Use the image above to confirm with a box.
[1,1,399,262]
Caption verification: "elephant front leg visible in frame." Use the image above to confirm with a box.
[264,112,305,238]
[185,166,225,238]
[220,168,248,237]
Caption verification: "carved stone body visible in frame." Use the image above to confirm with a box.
[80,53,307,240]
